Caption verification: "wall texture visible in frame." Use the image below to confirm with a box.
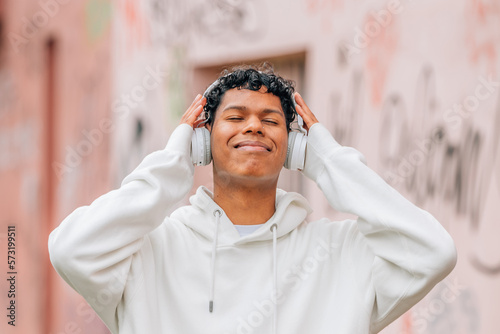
[0,0,112,333]
[0,0,498,333]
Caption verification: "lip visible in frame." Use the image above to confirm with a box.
[234,140,271,152]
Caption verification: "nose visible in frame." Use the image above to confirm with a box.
[243,116,264,135]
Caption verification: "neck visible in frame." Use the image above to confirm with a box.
[213,179,278,226]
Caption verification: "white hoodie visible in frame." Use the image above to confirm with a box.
[49,123,457,334]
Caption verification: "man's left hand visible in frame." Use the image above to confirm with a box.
[293,92,319,132]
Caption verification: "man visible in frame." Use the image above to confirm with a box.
[49,65,457,334]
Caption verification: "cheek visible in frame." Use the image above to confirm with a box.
[210,125,236,155]
[276,132,289,158]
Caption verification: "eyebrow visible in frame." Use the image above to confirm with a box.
[221,105,285,118]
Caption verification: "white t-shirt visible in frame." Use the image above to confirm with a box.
[234,224,265,237]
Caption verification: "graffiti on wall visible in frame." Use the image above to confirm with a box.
[147,0,265,48]
[409,276,480,334]
[465,0,500,74]
[328,63,500,277]
[325,62,498,334]
[364,10,400,107]
[381,66,500,275]
[304,0,343,32]
[327,70,364,148]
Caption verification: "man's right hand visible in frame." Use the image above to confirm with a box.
[180,94,207,128]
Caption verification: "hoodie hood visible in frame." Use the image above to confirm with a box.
[171,186,312,244]
[170,185,313,324]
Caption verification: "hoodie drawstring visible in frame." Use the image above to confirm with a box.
[270,223,278,334]
[208,212,278,334]
[209,209,222,313]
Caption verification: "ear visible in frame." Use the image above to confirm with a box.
[205,121,212,133]
[193,119,207,129]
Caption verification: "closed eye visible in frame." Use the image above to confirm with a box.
[227,116,244,121]
[263,119,279,125]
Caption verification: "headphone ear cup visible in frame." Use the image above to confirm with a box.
[191,127,212,166]
[285,131,307,171]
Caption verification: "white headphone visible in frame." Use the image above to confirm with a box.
[191,78,308,171]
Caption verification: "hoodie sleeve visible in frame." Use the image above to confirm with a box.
[302,123,457,333]
[48,123,194,333]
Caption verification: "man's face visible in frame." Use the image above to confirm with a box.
[208,87,288,185]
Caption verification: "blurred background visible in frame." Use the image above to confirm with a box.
[0,0,499,333]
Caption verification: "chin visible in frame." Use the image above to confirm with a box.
[236,161,278,175]
[237,167,281,182]
[213,155,284,184]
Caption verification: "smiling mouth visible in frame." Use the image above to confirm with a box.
[234,141,271,152]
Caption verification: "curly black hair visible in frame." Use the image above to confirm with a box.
[203,64,296,131]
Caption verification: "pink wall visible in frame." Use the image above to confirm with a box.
[0,0,112,333]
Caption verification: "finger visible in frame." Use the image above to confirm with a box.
[295,105,310,132]
[188,94,203,111]
[193,118,207,128]
[295,102,312,122]
[182,94,203,117]
[294,92,311,114]
[180,96,206,126]
[181,104,203,126]
[294,93,318,130]
[192,100,205,120]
